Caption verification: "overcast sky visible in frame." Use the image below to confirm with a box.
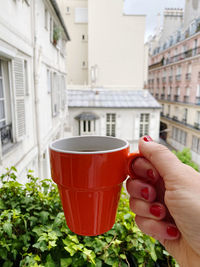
[124,0,185,40]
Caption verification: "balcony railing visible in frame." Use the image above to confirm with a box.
[194,122,200,130]
[168,76,173,82]
[183,95,189,103]
[149,46,200,70]
[167,94,171,101]
[160,94,165,99]
[185,73,191,80]
[182,118,187,124]
[172,116,178,121]
[175,74,182,81]
[174,95,180,101]
[162,77,166,83]
[0,124,13,146]
[196,96,200,105]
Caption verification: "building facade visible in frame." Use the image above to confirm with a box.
[68,88,160,152]
[58,0,147,90]
[148,2,200,165]
[0,0,69,180]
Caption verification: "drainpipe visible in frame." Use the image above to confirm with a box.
[33,0,42,177]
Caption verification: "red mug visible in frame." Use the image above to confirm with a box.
[49,136,140,236]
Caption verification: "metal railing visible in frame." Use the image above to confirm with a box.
[185,73,191,80]
[174,95,180,102]
[149,46,200,70]
[183,95,189,103]
[0,124,13,146]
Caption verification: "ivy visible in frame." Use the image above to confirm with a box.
[0,168,177,266]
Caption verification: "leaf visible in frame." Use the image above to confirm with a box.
[68,234,79,244]
[2,261,13,267]
[3,222,12,237]
[60,258,72,267]
[45,254,56,267]
[34,255,41,261]
[0,248,8,260]
[39,211,49,224]
[0,199,6,209]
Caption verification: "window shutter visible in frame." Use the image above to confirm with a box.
[13,58,26,141]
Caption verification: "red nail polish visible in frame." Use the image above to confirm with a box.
[143,136,153,142]
[141,187,149,200]
[167,226,178,237]
[147,169,155,180]
[150,204,161,217]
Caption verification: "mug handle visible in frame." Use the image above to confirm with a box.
[127,152,143,179]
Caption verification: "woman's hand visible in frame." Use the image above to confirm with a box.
[126,136,200,267]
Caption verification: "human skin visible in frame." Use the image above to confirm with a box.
[126,136,200,267]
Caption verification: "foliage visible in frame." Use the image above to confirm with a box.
[0,168,177,267]
[53,26,62,44]
[173,148,199,171]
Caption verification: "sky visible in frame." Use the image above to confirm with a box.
[124,0,185,40]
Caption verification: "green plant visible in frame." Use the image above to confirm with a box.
[173,148,199,171]
[0,167,177,267]
[53,26,62,45]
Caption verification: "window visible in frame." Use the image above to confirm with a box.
[167,105,170,116]
[196,111,200,124]
[51,72,60,117]
[139,113,149,137]
[50,17,53,43]
[0,60,6,128]
[45,8,48,30]
[47,69,51,94]
[66,6,70,14]
[106,113,116,137]
[196,84,200,97]
[82,61,87,69]
[75,8,88,23]
[0,57,26,152]
[183,108,188,122]
[172,126,187,145]
[192,136,200,153]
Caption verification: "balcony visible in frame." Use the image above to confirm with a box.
[168,76,173,83]
[185,73,191,81]
[167,94,171,101]
[174,95,180,102]
[175,74,181,82]
[0,124,13,153]
[172,116,178,121]
[160,94,165,100]
[162,77,166,83]
[183,95,189,103]
[196,96,200,105]
[149,47,200,70]
[194,122,200,130]
[182,118,187,124]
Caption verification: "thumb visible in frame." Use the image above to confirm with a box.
[138,136,186,189]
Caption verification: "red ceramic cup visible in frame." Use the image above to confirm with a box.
[49,136,140,236]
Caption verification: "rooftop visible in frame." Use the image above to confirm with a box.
[67,89,161,109]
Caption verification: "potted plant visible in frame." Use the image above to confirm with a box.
[53,26,62,46]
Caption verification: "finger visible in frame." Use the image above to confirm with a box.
[132,157,160,184]
[135,215,180,241]
[130,198,166,220]
[138,136,186,189]
[126,178,156,202]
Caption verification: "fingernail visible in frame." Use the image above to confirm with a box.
[141,187,149,200]
[143,136,153,142]
[147,169,155,180]
[167,226,179,237]
[150,204,162,217]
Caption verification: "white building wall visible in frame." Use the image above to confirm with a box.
[88,0,146,89]
[0,0,69,181]
[69,107,160,152]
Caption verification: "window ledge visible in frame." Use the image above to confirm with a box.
[2,141,21,157]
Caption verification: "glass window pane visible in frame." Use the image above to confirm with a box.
[0,100,5,120]
[0,60,2,77]
[88,120,91,132]
[0,79,4,98]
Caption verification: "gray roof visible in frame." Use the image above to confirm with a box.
[68,89,161,109]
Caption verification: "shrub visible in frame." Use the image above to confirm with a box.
[0,167,177,267]
[173,148,199,172]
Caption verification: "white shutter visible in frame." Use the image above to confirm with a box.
[61,76,66,109]
[13,58,25,141]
